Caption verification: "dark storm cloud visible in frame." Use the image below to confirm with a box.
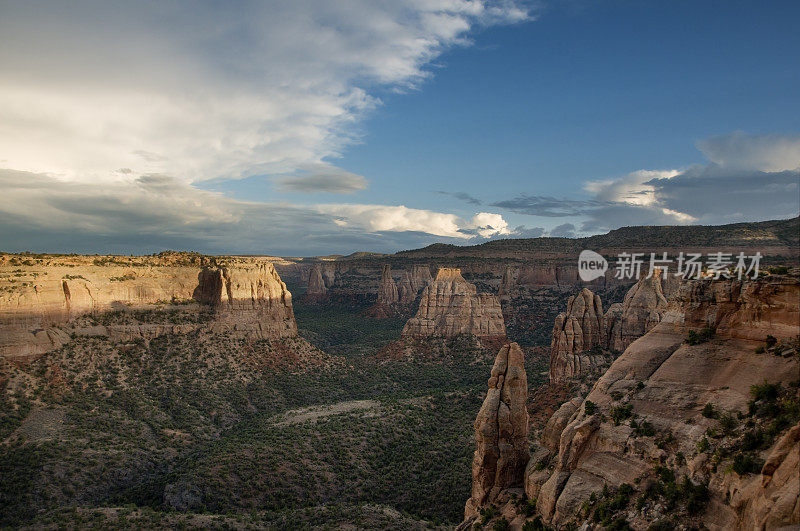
[437,191,483,205]
[490,195,608,217]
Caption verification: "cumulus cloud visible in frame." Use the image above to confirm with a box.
[492,132,800,234]
[697,131,800,172]
[276,163,368,194]
[0,1,528,184]
[0,169,513,255]
[316,204,511,239]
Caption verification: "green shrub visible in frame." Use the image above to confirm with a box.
[701,403,717,418]
[610,404,633,425]
[696,437,710,452]
[687,327,715,345]
[731,453,763,475]
[765,335,778,348]
[584,401,597,416]
[633,420,655,437]
[522,516,549,531]
[718,413,737,434]
[750,381,780,402]
[492,517,510,531]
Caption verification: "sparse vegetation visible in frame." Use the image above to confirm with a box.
[686,327,715,345]
[610,403,633,425]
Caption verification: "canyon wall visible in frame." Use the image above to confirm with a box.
[533,274,800,528]
[0,254,298,363]
[464,273,800,530]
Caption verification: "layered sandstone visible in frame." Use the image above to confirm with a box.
[0,256,298,362]
[196,263,297,339]
[401,268,505,339]
[527,275,800,528]
[604,269,678,352]
[306,264,327,297]
[465,342,529,519]
[549,288,607,383]
[376,264,399,305]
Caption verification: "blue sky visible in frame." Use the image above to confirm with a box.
[1,0,798,255]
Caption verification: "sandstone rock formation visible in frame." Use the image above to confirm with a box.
[397,264,433,304]
[196,263,297,339]
[401,268,505,340]
[604,268,677,353]
[549,288,607,383]
[306,264,327,297]
[465,342,529,519]
[0,255,299,362]
[549,271,682,383]
[527,274,800,529]
[376,264,399,305]
[498,265,517,301]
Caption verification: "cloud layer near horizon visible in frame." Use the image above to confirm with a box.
[0,170,516,255]
[0,0,530,254]
[491,132,800,233]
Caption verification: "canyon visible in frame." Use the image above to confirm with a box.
[463,272,800,530]
[1,216,798,529]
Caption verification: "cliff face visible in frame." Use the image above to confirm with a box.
[376,264,399,305]
[197,263,297,339]
[549,272,680,383]
[306,264,328,297]
[604,269,678,353]
[401,268,506,340]
[549,288,608,383]
[465,342,529,521]
[0,256,298,362]
[528,275,800,529]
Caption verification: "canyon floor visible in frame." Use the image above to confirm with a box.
[0,294,550,528]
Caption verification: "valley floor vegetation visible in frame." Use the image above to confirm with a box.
[0,299,548,528]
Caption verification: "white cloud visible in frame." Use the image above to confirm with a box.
[0,1,528,186]
[493,132,800,234]
[584,169,681,206]
[467,212,512,237]
[316,204,511,239]
[697,131,800,172]
[0,169,513,254]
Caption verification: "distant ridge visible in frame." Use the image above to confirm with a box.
[395,217,799,258]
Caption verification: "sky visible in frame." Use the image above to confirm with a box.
[1,0,798,256]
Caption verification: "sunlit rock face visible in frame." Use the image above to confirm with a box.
[465,342,529,519]
[604,269,678,353]
[0,255,298,362]
[401,268,506,340]
[197,263,298,339]
[376,264,399,305]
[528,274,800,529]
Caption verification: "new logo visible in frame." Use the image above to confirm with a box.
[578,250,608,282]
